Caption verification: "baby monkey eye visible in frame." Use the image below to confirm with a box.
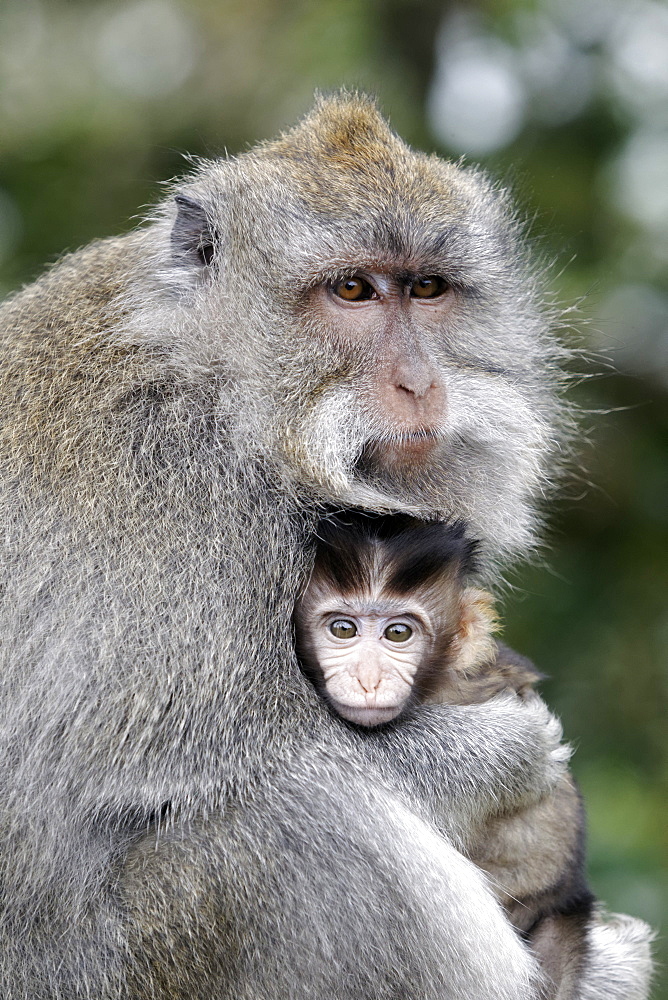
[329,619,358,639]
[410,276,447,299]
[332,276,375,301]
[384,622,413,642]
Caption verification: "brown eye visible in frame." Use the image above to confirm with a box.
[410,276,447,299]
[329,620,357,639]
[333,276,374,301]
[384,623,413,643]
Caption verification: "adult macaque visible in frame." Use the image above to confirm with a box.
[295,511,595,998]
[0,93,652,998]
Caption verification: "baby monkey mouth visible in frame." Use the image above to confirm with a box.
[330,700,405,727]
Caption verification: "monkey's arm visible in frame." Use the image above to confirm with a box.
[341,691,569,849]
[119,693,564,1000]
[122,729,548,1000]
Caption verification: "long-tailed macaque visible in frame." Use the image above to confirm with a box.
[0,93,653,999]
[295,512,595,998]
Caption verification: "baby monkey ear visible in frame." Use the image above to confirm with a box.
[450,587,499,673]
[171,194,217,268]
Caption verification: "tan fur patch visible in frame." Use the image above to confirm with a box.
[449,587,499,673]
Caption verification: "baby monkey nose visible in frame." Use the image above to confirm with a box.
[356,661,383,694]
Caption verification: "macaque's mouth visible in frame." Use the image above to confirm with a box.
[330,701,404,727]
[362,431,441,468]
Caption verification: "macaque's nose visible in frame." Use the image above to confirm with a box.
[392,357,436,398]
[385,358,447,425]
[356,661,383,694]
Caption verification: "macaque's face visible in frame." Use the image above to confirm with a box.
[295,517,497,727]
[303,596,433,727]
[307,270,453,472]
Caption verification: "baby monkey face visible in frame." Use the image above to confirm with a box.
[308,598,434,726]
[295,514,493,728]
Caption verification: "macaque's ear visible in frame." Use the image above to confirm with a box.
[171,194,216,268]
[450,587,498,673]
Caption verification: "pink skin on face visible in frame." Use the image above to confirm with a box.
[313,606,431,726]
[313,269,453,469]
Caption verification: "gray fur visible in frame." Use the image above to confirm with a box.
[579,914,655,1000]
[0,93,652,997]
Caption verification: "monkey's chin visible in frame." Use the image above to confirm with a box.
[362,433,441,472]
[330,702,403,727]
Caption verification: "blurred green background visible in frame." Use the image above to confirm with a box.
[1,0,666,991]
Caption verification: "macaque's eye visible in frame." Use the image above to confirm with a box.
[332,276,376,302]
[410,276,448,299]
[384,622,413,643]
[329,619,358,639]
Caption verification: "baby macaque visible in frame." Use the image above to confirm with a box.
[295,511,514,727]
[295,511,594,997]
